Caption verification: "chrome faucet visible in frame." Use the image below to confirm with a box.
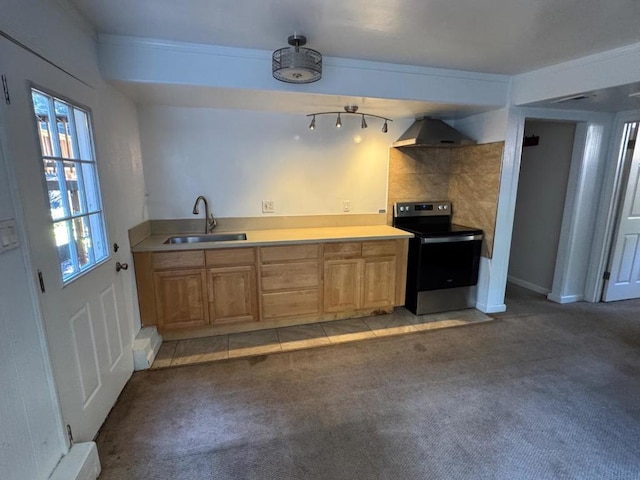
[192,195,217,233]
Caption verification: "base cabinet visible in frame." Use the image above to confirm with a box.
[323,241,398,314]
[154,269,209,330]
[260,244,321,320]
[324,259,362,312]
[134,238,407,337]
[208,266,258,325]
[362,256,397,309]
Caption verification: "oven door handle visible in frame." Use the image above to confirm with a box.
[420,234,483,244]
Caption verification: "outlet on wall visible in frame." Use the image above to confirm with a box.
[343,200,350,212]
[262,200,275,214]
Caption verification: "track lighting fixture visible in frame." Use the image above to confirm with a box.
[306,106,392,132]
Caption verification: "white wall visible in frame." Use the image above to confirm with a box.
[139,105,412,219]
[509,121,576,293]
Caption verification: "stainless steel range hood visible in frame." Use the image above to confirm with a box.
[393,118,476,147]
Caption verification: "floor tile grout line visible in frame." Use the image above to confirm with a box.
[152,311,494,368]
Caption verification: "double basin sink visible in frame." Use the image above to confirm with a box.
[164,233,247,244]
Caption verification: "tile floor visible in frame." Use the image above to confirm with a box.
[151,307,494,368]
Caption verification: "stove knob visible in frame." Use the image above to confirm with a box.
[443,205,448,210]
[438,205,443,210]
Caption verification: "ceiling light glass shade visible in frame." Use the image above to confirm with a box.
[273,35,322,84]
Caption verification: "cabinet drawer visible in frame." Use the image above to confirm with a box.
[323,242,362,259]
[261,261,319,291]
[362,240,397,257]
[261,243,319,263]
[152,250,204,269]
[205,247,255,266]
[262,289,320,319]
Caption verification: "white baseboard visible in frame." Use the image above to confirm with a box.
[49,442,100,480]
[507,276,551,296]
[132,326,163,371]
[547,292,584,304]
[475,301,506,313]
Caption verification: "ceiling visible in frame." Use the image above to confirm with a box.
[70,0,640,75]
[65,0,640,115]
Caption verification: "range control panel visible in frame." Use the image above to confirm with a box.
[393,201,451,218]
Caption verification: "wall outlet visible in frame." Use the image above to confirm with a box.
[343,200,350,212]
[262,200,275,214]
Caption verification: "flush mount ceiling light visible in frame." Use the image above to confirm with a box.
[272,34,322,84]
[307,106,392,133]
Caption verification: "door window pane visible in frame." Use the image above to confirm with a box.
[31,88,109,283]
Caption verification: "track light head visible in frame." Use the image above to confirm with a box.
[382,120,388,133]
[309,115,316,130]
[361,115,368,129]
[336,113,342,128]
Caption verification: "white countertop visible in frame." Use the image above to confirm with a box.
[132,225,413,252]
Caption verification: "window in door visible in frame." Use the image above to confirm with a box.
[30,88,108,283]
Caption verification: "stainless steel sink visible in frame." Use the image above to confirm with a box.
[163,233,247,244]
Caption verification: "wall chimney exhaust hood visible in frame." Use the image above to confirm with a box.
[393,118,476,147]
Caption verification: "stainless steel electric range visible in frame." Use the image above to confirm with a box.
[393,201,483,315]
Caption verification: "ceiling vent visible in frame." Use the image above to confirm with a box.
[550,94,592,104]
[272,34,322,84]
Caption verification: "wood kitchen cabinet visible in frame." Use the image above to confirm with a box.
[323,240,397,313]
[206,247,258,325]
[134,247,259,335]
[260,244,321,320]
[132,236,408,339]
[151,250,208,330]
[154,268,209,330]
[207,265,258,325]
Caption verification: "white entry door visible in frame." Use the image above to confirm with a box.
[0,38,133,441]
[603,121,640,302]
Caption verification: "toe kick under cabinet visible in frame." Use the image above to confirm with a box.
[133,238,408,339]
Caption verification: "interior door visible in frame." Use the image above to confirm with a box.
[0,38,133,441]
[603,121,640,301]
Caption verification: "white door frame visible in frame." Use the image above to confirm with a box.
[501,107,614,304]
[589,109,640,301]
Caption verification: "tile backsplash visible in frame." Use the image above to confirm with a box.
[388,142,504,258]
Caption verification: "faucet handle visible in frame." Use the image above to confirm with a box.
[207,214,217,232]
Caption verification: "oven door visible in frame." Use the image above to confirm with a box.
[417,234,482,291]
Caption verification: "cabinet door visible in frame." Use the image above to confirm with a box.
[362,256,397,309]
[208,266,258,325]
[154,269,209,330]
[323,259,362,312]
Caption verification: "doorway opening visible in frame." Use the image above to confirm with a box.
[508,119,577,297]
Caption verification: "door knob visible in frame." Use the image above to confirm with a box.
[115,261,129,272]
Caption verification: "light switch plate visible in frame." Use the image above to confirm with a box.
[0,218,19,253]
